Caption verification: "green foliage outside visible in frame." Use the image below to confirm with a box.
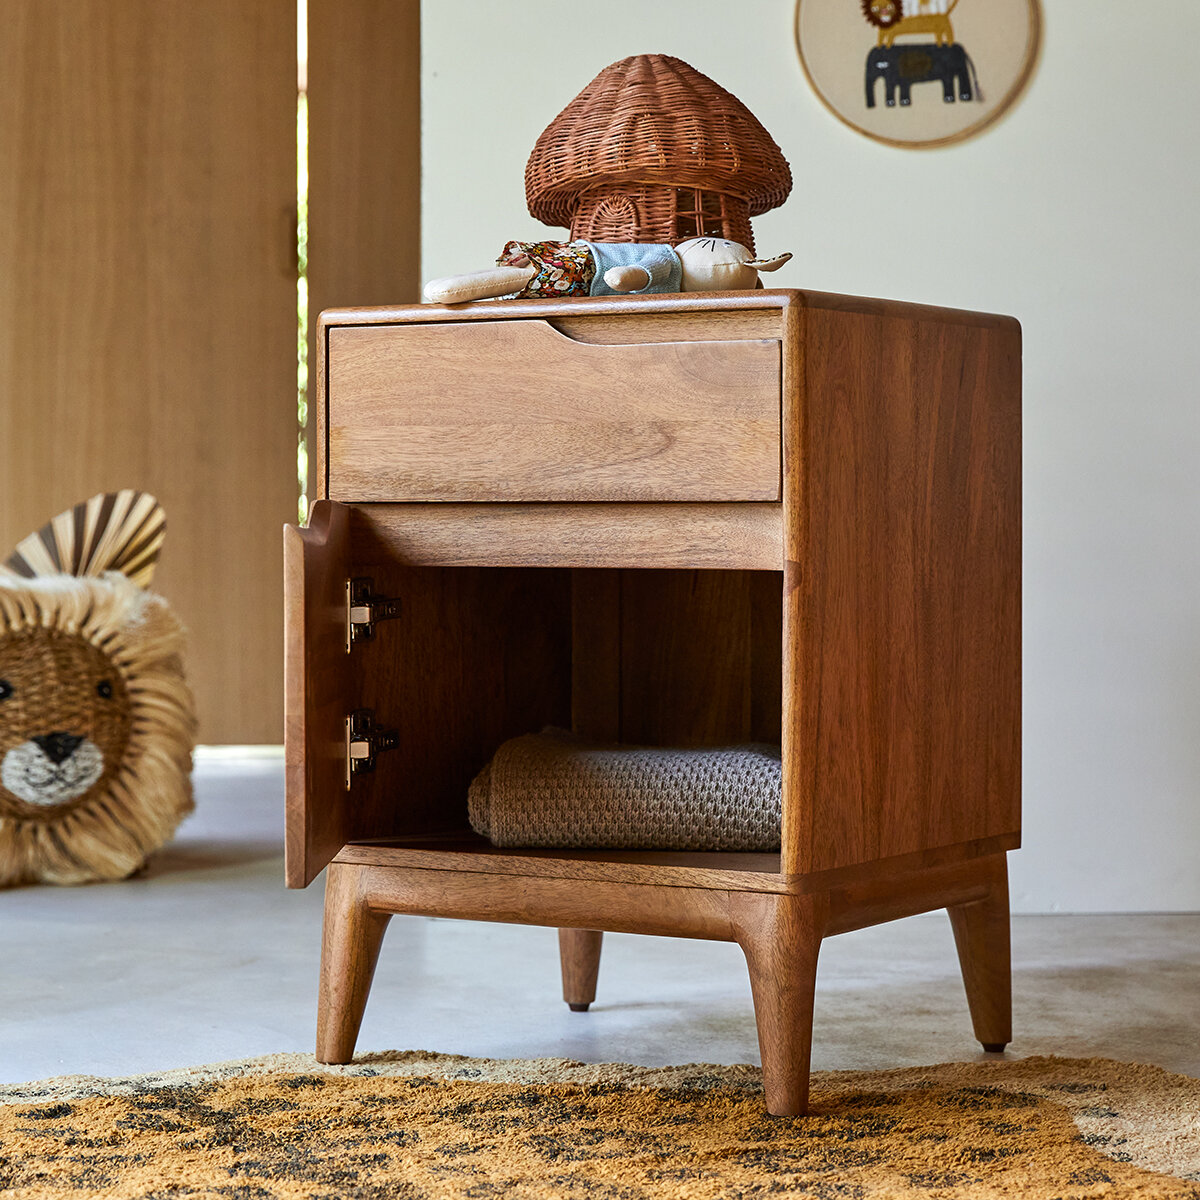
[297,93,309,524]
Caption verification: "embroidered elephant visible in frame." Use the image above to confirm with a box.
[865,43,979,108]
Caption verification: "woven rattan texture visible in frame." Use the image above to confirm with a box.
[526,55,791,250]
[0,629,132,820]
[0,574,195,886]
[468,729,782,852]
[569,184,757,253]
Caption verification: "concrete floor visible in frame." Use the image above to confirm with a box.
[1,754,1198,1086]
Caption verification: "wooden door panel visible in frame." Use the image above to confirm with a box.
[0,0,297,741]
[307,0,422,503]
[285,500,352,887]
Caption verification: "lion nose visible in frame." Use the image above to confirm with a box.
[33,732,85,764]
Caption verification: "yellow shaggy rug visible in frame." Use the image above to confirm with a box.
[1,1053,1197,1198]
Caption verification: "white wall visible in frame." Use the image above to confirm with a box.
[422,1,1200,913]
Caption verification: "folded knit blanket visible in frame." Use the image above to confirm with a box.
[467,729,781,851]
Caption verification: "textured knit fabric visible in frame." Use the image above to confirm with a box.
[468,729,781,851]
[585,241,682,295]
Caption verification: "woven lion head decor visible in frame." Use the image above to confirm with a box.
[0,491,196,887]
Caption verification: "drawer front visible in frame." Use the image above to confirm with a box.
[326,319,781,502]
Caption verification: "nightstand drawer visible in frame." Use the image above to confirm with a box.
[326,318,781,502]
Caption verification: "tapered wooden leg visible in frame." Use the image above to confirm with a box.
[947,855,1012,1053]
[316,862,391,1063]
[731,893,825,1116]
[558,928,603,1011]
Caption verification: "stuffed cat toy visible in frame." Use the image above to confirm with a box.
[423,236,791,304]
[0,490,196,886]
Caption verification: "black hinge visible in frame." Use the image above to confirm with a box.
[345,708,399,789]
[346,577,401,652]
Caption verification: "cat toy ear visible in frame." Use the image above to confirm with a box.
[3,490,166,588]
[745,252,793,273]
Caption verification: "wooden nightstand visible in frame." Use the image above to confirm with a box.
[284,289,1021,1115]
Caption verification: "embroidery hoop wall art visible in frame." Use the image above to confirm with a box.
[795,0,1040,148]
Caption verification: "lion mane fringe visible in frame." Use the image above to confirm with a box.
[0,573,196,887]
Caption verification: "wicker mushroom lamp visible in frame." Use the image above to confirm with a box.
[527,53,792,249]
[423,54,795,306]
[0,491,196,887]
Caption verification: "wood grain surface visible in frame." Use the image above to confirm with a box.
[332,838,788,893]
[617,570,782,748]
[571,569,623,742]
[284,501,353,888]
[318,849,1008,1113]
[781,297,1022,875]
[326,320,781,502]
[298,290,1021,1114]
[558,928,604,1011]
[317,287,1012,333]
[547,309,780,345]
[306,290,1021,884]
[351,862,739,942]
[731,890,826,1115]
[349,502,783,570]
[316,861,392,1064]
[0,0,298,741]
[345,563,572,846]
[948,854,1013,1050]
[307,0,421,453]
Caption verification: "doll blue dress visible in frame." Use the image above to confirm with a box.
[497,240,683,298]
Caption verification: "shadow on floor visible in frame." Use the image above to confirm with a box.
[141,840,282,877]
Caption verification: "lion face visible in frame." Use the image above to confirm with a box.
[864,0,902,26]
[0,573,195,886]
[0,629,132,818]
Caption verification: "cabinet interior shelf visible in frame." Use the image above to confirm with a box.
[335,834,786,891]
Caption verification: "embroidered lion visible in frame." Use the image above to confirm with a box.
[0,491,195,886]
[862,0,959,47]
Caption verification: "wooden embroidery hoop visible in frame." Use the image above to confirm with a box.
[794,0,1041,149]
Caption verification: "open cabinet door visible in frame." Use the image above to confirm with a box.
[285,501,353,887]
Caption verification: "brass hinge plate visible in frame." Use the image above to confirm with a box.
[346,576,401,652]
[345,708,399,789]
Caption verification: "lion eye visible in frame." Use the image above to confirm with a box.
[0,679,12,700]
[96,680,114,700]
